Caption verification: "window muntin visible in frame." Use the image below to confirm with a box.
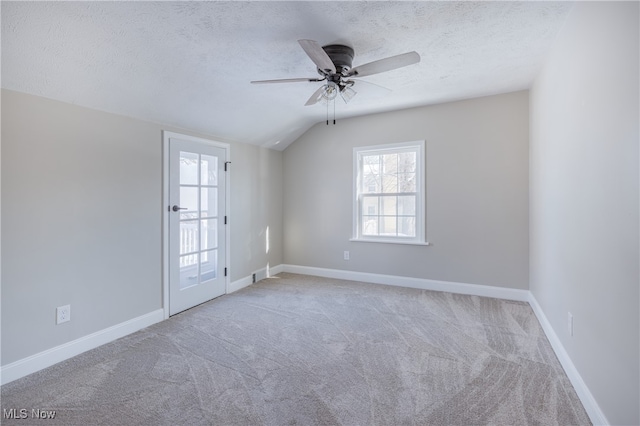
[353,141,425,243]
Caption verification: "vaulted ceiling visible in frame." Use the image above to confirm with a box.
[1,1,573,150]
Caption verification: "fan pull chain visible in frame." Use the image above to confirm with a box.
[325,97,337,126]
[325,98,336,125]
[333,98,336,125]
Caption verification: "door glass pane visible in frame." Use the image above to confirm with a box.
[201,219,217,250]
[200,249,217,282]
[180,221,199,255]
[201,154,218,186]
[200,188,218,218]
[180,253,199,289]
[180,151,198,185]
[180,187,198,219]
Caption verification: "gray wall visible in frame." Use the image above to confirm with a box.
[1,89,283,365]
[283,91,529,289]
[529,2,639,425]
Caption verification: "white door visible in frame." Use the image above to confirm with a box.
[168,136,227,315]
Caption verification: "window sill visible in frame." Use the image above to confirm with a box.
[349,238,431,246]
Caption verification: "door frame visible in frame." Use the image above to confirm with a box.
[162,131,231,320]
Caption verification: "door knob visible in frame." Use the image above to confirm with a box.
[172,205,187,212]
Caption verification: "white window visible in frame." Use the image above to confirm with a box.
[352,141,426,245]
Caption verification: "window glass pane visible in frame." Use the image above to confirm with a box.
[201,154,218,186]
[362,216,378,235]
[382,173,397,193]
[362,155,380,193]
[399,217,416,237]
[381,196,397,216]
[180,151,198,185]
[179,187,198,219]
[398,195,416,215]
[363,173,380,193]
[179,253,199,289]
[383,154,398,174]
[201,219,217,250]
[362,196,379,215]
[200,250,217,282]
[381,153,397,193]
[398,173,416,192]
[201,188,218,218]
[399,151,416,173]
[363,155,380,168]
[180,220,199,255]
[380,216,397,236]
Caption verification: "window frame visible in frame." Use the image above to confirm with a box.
[351,140,427,245]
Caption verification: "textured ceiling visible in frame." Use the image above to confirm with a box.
[1,1,573,150]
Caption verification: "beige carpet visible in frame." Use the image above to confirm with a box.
[1,273,591,425]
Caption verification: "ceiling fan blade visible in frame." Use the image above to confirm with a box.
[353,79,391,93]
[347,51,420,78]
[347,79,391,103]
[298,40,336,74]
[251,77,324,84]
[304,85,327,106]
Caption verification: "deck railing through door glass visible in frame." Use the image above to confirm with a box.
[180,210,210,267]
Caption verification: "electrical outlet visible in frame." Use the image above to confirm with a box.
[252,273,256,283]
[568,312,573,337]
[56,305,71,325]
[343,251,350,260]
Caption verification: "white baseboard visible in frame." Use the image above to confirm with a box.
[228,264,284,294]
[228,275,253,294]
[268,264,285,277]
[280,264,529,302]
[0,309,164,386]
[528,294,608,425]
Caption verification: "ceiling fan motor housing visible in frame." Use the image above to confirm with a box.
[321,44,354,75]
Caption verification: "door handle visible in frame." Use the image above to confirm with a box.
[172,205,187,212]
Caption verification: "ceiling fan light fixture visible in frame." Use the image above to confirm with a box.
[322,82,338,101]
[340,86,357,104]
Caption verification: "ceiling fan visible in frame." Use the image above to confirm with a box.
[251,40,420,107]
